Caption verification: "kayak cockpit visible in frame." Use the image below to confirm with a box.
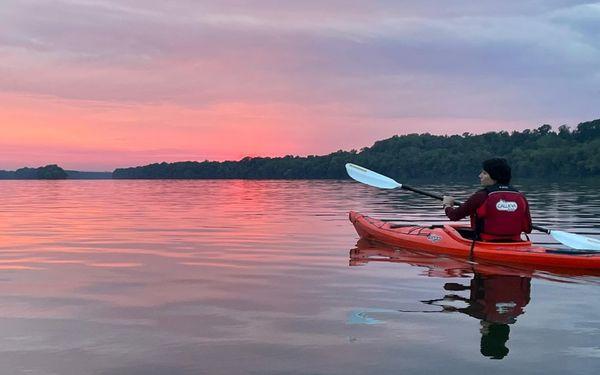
[444,224,532,246]
[388,221,530,245]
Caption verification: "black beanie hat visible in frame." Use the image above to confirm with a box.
[482,158,511,184]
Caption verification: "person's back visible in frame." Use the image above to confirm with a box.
[476,183,531,241]
[443,158,532,242]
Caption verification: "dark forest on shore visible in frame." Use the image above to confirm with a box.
[113,119,600,180]
[2,119,599,180]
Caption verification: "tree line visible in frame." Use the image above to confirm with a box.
[112,119,600,180]
[3,119,598,180]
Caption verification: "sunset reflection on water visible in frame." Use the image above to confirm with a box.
[0,180,598,374]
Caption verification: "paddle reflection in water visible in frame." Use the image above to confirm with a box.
[349,239,543,360]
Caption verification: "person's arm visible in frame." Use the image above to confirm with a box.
[444,191,487,221]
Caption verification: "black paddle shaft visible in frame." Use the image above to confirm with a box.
[401,184,464,205]
[400,184,550,234]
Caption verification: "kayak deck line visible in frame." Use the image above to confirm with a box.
[349,211,600,270]
[545,249,600,255]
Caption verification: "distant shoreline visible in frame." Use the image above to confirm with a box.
[3,119,600,180]
[0,166,112,180]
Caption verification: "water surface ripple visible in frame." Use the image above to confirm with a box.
[0,180,598,374]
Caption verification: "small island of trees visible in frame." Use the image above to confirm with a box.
[0,164,68,180]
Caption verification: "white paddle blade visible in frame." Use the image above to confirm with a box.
[550,230,600,251]
[345,163,401,189]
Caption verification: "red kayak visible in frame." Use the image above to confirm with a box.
[349,211,600,271]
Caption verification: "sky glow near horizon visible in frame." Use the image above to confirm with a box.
[1,0,599,171]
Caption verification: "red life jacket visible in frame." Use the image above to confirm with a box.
[471,185,530,241]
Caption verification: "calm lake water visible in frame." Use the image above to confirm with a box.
[0,180,599,375]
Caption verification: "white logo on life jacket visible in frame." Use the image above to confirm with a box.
[496,200,518,212]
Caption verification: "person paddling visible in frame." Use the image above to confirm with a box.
[442,158,532,242]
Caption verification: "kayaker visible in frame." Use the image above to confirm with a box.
[442,158,532,241]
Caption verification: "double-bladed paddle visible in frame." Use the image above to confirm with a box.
[345,163,600,251]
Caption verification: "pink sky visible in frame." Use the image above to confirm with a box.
[1,1,598,171]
